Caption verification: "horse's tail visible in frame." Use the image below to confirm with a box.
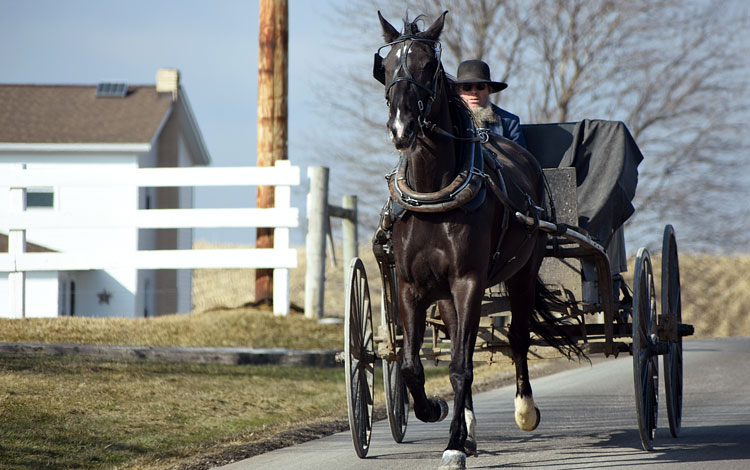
[531,278,588,361]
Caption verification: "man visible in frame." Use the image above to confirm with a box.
[454,59,527,148]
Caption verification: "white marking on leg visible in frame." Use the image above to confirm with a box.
[465,409,477,442]
[514,395,540,431]
[464,409,478,456]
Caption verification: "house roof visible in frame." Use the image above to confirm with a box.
[0,84,173,144]
[0,83,211,165]
[0,234,55,253]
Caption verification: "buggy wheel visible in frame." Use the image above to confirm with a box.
[381,262,408,442]
[661,225,683,438]
[344,258,375,458]
[632,247,659,451]
[383,357,409,442]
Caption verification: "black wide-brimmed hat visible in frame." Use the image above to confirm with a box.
[454,60,508,93]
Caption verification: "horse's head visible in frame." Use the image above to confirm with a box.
[374,11,447,151]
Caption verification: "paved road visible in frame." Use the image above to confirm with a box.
[216,338,750,470]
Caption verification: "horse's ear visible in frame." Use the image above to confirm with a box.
[422,10,448,41]
[378,11,400,43]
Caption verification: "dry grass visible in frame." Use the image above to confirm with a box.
[193,241,382,320]
[0,308,341,350]
[194,243,750,339]
[622,254,750,338]
[0,244,747,470]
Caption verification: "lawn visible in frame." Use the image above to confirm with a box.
[0,353,348,469]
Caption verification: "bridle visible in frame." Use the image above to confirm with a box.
[374,35,487,143]
[374,34,444,129]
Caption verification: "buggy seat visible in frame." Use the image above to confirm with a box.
[521,119,643,249]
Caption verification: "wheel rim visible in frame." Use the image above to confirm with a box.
[381,262,409,443]
[662,225,683,437]
[344,258,374,458]
[383,358,409,442]
[632,248,658,451]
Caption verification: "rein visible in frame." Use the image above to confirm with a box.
[375,34,539,218]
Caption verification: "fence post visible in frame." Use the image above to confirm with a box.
[342,195,358,281]
[305,166,328,319]
[8,164,27,318]
[273,160,291,316]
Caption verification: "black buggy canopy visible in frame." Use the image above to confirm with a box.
[522,119,644,247]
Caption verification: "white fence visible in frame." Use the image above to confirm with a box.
[0,161,299,316]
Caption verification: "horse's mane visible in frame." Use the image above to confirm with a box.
[398,13,472,127]
[444,75,471,118]
[401,12,425,36]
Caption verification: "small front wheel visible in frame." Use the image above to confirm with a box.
[344,258,375,458]
[632,247,658,451]
[380,260,409,443]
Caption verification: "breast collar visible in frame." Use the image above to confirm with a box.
[386,110,486,214]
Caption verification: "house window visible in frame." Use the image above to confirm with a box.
[27,187,54,208]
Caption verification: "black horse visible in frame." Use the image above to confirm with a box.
[374,11,581,470]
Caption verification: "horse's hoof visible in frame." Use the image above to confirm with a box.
[464,436,477,457]
[514,396,541,431]
[435,397,449,422]
[438,449,466,470]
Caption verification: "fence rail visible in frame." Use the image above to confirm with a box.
[1,161,299,317]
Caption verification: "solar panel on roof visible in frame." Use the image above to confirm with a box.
[96,82,128,97]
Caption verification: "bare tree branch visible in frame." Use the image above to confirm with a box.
[309,0,749,252]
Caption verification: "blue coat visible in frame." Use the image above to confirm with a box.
[485,104,527,149]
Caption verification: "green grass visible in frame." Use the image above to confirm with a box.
[0,307,351,468]
[0,354,350,470]
[0,350,516,470]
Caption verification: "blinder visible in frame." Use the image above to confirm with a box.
[373,53,385,85]
[373,35,443,118]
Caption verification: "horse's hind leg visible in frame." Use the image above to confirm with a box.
[507,268,542,432]
[399,285,448,424]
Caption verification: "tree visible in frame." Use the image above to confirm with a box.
[313,0,749,252]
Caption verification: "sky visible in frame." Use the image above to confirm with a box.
[2,1,747,251]
[0,0,342,245]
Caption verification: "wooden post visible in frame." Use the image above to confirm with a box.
[305,167,328,319]
[9,164,27,318]
[342,195,358,281]
[256,0,288,304]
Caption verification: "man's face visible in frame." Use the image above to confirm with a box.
[459,83,490,108]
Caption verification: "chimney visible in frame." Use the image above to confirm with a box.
[156,68,180,99]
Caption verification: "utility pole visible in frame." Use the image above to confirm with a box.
[256,0,288,304]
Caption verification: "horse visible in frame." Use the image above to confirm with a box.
[374,11,582,470]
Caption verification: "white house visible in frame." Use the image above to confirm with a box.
[0,69,211,318]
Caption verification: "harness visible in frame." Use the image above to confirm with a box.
[373,32,550,279]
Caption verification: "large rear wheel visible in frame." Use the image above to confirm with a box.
[344,258,375,458]
[632,247,659,451]
[661,225,683,438]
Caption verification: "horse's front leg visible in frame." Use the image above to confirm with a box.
[399,283,449,424]
[438,277,482,470]
[507,272,541,432]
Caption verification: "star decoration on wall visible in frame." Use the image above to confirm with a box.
[97,289,112,305]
